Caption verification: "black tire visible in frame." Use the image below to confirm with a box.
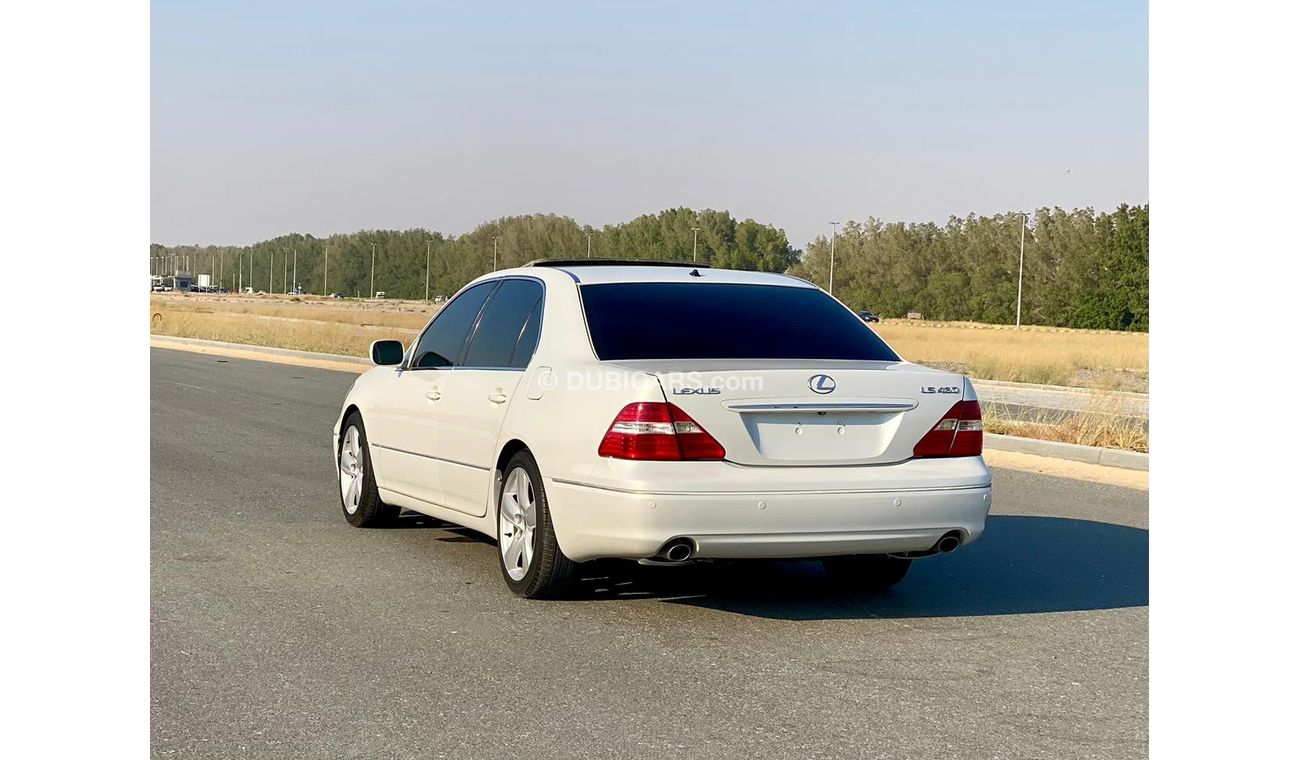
[497,450,578,599]
[337,412,400,528]
[821,554,912,592]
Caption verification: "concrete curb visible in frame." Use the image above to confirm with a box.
[151,335,371,367]
[151,335,1151,471]
[971,378,1149,400]
[985,433,1148,471]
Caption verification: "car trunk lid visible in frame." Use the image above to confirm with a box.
[606,359,970,466]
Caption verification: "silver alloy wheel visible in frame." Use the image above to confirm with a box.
[339,426,364,515]
[499,466,538,581]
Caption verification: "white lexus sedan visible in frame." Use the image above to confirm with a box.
[333,261,992,598]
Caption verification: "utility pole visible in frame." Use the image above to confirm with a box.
[587,233,593,258]
[691,227,701,262]
[492,237,499,271]
[425,240,432,301]
[828,221,841,296]
[323,245,329,297]
[370,243,376,298]
[1016,212,1027,328]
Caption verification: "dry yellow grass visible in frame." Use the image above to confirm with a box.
[150,294,1150,451]
[151,292,435,330]
[873,319,1148,390]
[150,295,1149,391]
[150,301,419,357]
[982,395,1149,452]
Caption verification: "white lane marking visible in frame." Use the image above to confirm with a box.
[159,379,217,393]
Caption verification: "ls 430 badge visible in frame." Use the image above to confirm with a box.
[920,386,961,394]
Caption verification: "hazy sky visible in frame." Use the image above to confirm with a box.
[152,0,1148,250]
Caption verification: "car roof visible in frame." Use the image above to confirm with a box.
[501,262,815,287]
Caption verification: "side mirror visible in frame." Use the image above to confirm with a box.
[370,339,404,366]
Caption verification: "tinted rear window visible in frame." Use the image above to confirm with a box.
[463,279,544,368]
[580,283,900,361]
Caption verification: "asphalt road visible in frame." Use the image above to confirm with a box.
[151,348,1148,760]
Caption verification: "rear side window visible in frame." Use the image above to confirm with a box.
[580,283,900,361]
[509,297,544,369]
[463,279,544,368]
[411,281,497,368]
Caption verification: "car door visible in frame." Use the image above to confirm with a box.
[370,281,498,507]
[436,278,545,517]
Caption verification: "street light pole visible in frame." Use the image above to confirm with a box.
[323,245,329,297]
[370,243,376,298]
[587,233,593,258]
[425,240,432,301]
[269,250,274,292]
[1016,213,1027,327]
[292,248,297,294]
[828,221,841,296]
[691,228,701,262]
[493,237,499,271]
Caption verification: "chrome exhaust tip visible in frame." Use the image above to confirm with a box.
[935,533,962,554]
[657,538,695,563]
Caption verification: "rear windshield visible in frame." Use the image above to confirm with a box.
[580,282,901,361]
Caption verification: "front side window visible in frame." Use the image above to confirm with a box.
[411,281,497,368]
[580,282,900,361]
[463,279,545,368]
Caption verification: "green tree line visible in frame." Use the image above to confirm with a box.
[790,204,1147,331]
[149,208,798,302]
[151,203,1147,331]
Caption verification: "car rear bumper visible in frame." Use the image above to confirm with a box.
[546,461,992,561]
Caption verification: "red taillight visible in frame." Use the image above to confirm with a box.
[598,402,726,461]
[913,400,983,458]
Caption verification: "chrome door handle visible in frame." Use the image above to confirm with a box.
[488,390,509,404]
[425,390,442,401]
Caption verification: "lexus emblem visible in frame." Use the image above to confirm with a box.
[808,374,836,394]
